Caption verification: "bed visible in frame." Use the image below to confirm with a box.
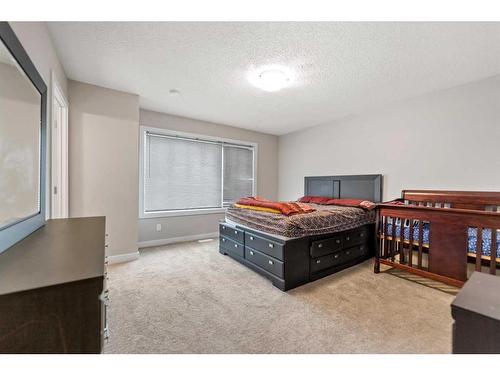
[219,174,382,291]
[226,203,376,238]
[375,190,500,287]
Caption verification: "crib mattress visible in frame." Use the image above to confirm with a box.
[385,223,500,258]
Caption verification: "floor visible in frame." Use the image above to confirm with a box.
[104,239,455,354]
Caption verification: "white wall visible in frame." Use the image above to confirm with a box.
[279,75,500,201]
[138,109,279,246]
[68,80,139,257]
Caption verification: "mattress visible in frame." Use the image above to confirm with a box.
[385,222,500,258]
[226,203,376,238]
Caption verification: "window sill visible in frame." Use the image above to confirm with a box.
[140,207,227,219]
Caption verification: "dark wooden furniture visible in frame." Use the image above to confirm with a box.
[375,190,500,287]
[220,221,373,291]
[0,217,107,353]
[220,174,382,291]
[451,272,500,353]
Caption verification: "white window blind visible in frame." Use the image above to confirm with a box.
[223,145,254,206]
[143,131,255,214]
[145,134,222,212]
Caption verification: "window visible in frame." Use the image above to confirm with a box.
[140,128,256,217]
[223,145,254,205]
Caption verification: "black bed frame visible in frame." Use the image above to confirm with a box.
[219,174,383,291]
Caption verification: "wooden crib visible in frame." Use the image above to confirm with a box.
[374,190,500,287]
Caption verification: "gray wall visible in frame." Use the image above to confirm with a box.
[138,109,279,246]
[279,75,500,201]
[9,22,67,96]
[69,80,140,257]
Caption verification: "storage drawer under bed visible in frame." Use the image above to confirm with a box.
[310,243,369,274]
[245,232,284,261]
[219,223,244,244]
[245,246,284,278]
[220,236,244,258]
[343,226,369,247]
[310,235,342,258]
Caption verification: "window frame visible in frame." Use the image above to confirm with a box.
[139,126,258,218]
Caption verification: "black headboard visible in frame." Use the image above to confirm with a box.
[304,174,383,203]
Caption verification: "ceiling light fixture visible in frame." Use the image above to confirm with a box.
[248,66,293,92]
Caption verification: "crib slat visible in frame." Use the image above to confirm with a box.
[383,216,388,258]
[380,214,385,258]
[475,228,483,272]
[399,218,405,264]
[408,219,413,268]
[377,212,382,258]
[418,221,423,269]
[391,216,396,261]
[490,229,497,275]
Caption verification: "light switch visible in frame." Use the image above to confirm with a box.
[156,223,162,232]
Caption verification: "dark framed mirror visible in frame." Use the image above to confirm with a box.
[0,22,47,254]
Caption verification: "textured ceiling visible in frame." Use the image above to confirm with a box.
[47,22,500,135]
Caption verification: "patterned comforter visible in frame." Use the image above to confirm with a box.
[226,203,376,238]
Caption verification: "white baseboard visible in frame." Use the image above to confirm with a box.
[107,251,140,264]
[138,232,219,249]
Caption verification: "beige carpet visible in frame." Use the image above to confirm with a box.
[104,239,454,354]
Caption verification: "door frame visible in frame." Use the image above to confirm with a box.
[50,71,69,219]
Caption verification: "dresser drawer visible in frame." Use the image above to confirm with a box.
[311,243,369,274]
[219,223,244,244]
[310,235,342,258]
[310,250,344,273]
[245,247,284,278]
[343,226,369,247]
[343,243,369,262]
[245,232,284,261]
[220,236,244,258]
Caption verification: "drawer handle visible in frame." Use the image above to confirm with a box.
[268,243,274,248]
[318,243,323,248]
[249,236,254,240]
[346,251,350,255]
[334,254,339,259]
[336,239,340,244]
[234,230,238,235]
[222,238,226,242]
[346,236,350,241]
[234,244,238,248]
[249,250,254,255]
[360,233,364,237]
[316,259,321,264]
[99,290,110,305]
[268,260,274,265]
[222,226,226,230]
[103,327,110,341]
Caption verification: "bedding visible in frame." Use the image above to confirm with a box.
[234,203,281,214]
[299,196,377,210]
[226,203,376,238]
[385,221,500,258]
[235,197,315,216]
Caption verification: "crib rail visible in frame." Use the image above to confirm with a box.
[402,190,500,211]
[374,203,500,287]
